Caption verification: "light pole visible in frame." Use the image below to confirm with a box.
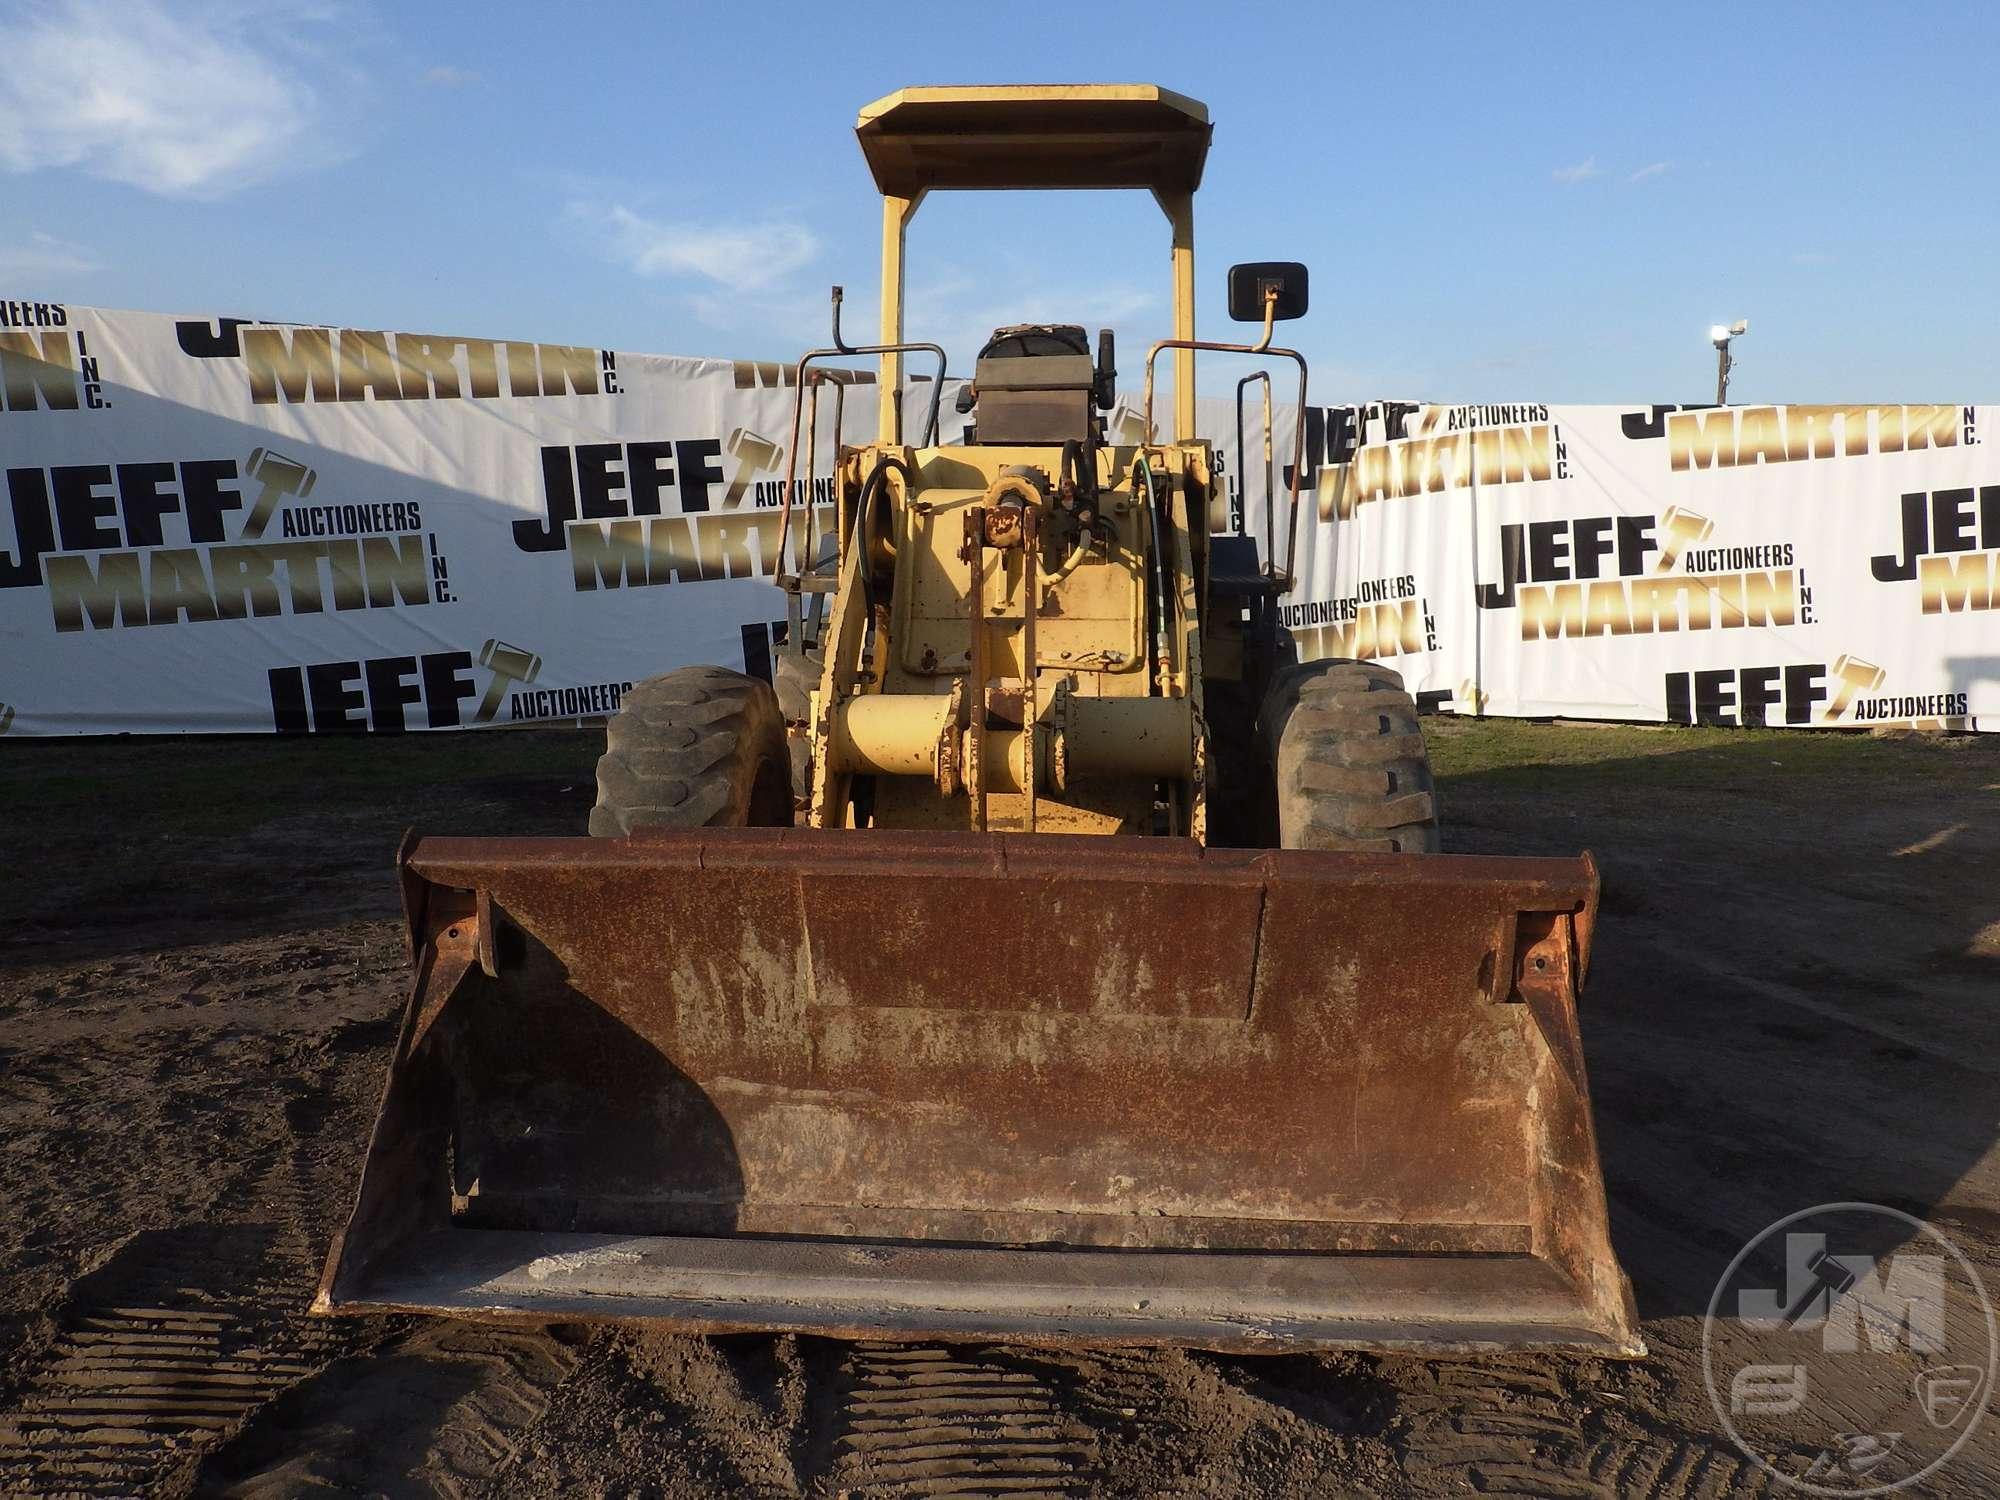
[1710,319,1748,405]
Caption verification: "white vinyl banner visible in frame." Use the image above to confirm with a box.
[1,304,1994,735]
[0,303,927,735]
[1289,402,1997,732]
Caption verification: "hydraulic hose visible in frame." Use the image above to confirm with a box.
[1134,454,1174,689]
[1060,436,1101,517]
[853,454,916,620]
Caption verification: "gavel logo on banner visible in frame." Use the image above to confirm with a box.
[1654,506,1715,573]
[1827,654,1888,720]
[725,429,783,508]
[476,639,543,724]
[240,448,318,539]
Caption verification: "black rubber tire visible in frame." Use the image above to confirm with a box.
[772,648,823,805]
[772,647,822,725]
[1255,658,1441,853]
[587,666,792,836]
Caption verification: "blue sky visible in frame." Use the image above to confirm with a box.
[2,0,1995,404]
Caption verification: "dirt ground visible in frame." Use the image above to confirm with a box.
[1,718,1996,1498]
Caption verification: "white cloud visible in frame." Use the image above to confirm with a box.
[0,1,351,199]
[1551,156,1600,185]
[682,284,848,345]
[572,201,820,291]
[422,64,480,88]
[0,230,104,282]
[1626,161,1671,183]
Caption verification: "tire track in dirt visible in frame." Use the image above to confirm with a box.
[198,1323,584,1498]
[0,1223,344,1498]
[822,1344,1096,1497]
[192,1063,586,1497]
[1574,1431,1780,1498]
[1380,1356,1780,1498]
[0,1070,367,1498]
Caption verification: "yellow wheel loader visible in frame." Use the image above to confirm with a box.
[317,85,1641,1356]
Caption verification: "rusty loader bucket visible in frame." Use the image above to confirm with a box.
[315,830,1641,1355]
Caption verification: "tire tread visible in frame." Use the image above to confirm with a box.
[589,665,790,835]
[1257,659,1441,853]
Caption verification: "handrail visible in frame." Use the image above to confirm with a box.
[1234,370,1273,546]
[776,286,948,582]
[1140,334,1309,585]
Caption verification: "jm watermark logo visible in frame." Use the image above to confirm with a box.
[1704,1202,1995,1493]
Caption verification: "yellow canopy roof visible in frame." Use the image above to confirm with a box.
[855,84,1212,197]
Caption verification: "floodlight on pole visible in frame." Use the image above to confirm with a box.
[1710,318,1748,404]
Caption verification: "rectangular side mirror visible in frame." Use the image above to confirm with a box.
[1228,261,1309,323]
